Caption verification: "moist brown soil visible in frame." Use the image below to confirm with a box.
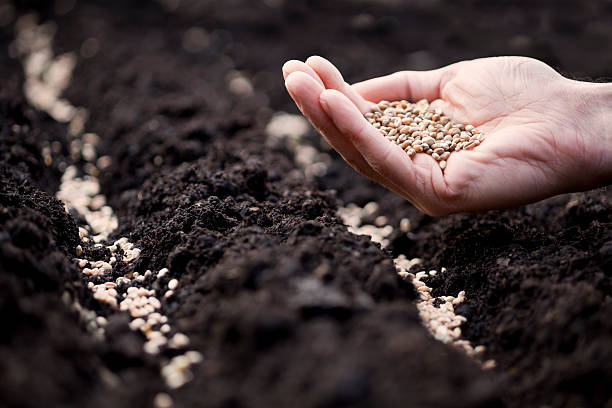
[1,1,612,407]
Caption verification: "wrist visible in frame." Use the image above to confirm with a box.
[569,79,612,186]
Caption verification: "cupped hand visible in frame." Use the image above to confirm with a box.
[282,56,610,215]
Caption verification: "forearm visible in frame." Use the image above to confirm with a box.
[570,80,612,186]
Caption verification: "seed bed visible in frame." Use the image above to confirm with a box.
[365,99,484,170]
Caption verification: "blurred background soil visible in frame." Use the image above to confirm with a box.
[0,1,611,407]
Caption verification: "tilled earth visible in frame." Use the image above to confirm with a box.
[1,1,611,407]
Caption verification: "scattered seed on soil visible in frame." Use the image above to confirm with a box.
[365,99,484,170]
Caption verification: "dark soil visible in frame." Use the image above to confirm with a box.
[1,1,611,407]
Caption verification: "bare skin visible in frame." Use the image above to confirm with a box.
[283,56,612,216]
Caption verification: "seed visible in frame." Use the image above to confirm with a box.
[483,360,496,370]
[412,271,425,280]
[474,345,486,354]
[439,160,447,170]
[364,99,483,170]
[447,128,460,136]
[185,350,203,364]
[170,333,190,348]
[153,393,173,408]
[150,297,162,309]
[129,318,145,330]
[422,136,435,146]
[144,341,160,355]
[168,279,179,290]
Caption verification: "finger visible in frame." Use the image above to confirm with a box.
[352,67,453,103]
[284,72,410,198]
[320,89,449,212]
[305,55,374,114]
[282,59,325,87]
[284,71,408,195]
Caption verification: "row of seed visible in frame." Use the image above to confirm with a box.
[74,237,192,357]
[76,234,202,390]
[336,200,494,368]
[394,255,495,369]
[15,16,199,405]
[365,99,484,170]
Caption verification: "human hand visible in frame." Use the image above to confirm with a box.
[282,56,612,215]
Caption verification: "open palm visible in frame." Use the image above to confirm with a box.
[283,56,603,215]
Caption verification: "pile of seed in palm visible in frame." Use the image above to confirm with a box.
[365,99,484,170]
